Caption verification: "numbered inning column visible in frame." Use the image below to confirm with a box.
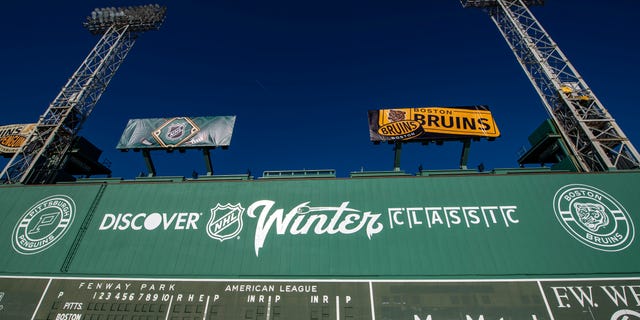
[33,279,219,320]
[30,279,374,320]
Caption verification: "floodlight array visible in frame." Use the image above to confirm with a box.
[461,0,544,8]
[84,4,167,34]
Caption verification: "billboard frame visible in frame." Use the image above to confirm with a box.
[369,106,499,172]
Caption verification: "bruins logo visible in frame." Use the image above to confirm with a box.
[553,184,634,252]
[574,203,609,232]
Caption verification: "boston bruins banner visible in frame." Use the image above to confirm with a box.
[0,123,36,155]
[116,116,235,150]
[368,106,500,142]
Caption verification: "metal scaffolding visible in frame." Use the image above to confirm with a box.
[462,0,640,171]
[0,5,166,184]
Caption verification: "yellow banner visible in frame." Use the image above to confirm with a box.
[370,106,500,141]
[0,123,35,154]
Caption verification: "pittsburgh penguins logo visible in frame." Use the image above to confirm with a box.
[12,195,76,255]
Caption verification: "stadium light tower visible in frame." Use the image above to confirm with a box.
[462,0,640,172]
[0,5,166,184]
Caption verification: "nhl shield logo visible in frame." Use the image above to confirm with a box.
[166,123,185,141]
[151,117,200,148]
[207,203,245,242]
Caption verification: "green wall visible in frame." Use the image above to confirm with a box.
[1,172,639,278]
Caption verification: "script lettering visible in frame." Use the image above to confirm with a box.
[247,200,383,256]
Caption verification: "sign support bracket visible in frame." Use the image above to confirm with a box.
[393,141,403,171]
[142,149,156,177]
[203,148,214,176]
[459,139,471,170]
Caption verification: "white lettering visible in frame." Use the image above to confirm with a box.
[502,206,518,224]
[62,302,83,310]
[463,207,481,226]
[187,212,199,229]
[629,285,640,306]
[551,287,572,308]
[55,314,82,320]
[98,213,200,231]
[567,286,597,308]
[390,208,403,229]
[445,207,461,225]
[99,214,116,230]
[408,208,423,227]
[601,286,628,307]
[131,213,145,230]
[247,201,383,256]
[162,213,178,230]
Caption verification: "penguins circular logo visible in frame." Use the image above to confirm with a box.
[12,195,76,255]
[553,184,634,252]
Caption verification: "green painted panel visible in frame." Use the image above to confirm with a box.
[54,172,640,278]
[1,172,639,278]
[0,185,104,274]
[0,277,49,318]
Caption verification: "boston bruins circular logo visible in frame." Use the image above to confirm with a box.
[12,195,76,255]
[553,184,634,252]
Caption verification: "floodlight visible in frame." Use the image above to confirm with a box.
[0,4,167,184]
[84,4,167,35]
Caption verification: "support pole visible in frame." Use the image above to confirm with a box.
[203,148,214,176]
[393,141,403,171]
[459,139,471,170]
[142,149,156,177]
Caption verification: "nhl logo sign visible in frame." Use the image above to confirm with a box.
[206,203,245,242]
[553,184,635,252]
[166,123,185,141]
[151,117,200,148]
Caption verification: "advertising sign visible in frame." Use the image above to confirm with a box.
[0,123,36,154]
[116,116,235,150]
[24,172,631,278]
[0,184,105,274]
[368,106,500,142]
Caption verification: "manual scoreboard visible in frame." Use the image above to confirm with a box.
[2,277,640,319]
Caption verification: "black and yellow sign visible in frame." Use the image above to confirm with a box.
[368,106,500,142]
[0,123,35,155]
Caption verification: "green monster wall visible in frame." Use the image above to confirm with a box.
[1,172,639,319]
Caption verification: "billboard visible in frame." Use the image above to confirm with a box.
[116,116,235,150]
[0,123,35,155]
[368,106,500,142]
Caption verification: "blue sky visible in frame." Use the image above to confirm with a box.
[0,1,638,179]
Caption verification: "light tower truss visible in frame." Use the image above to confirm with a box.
[0,5,166,184]
[462,0,640,171]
